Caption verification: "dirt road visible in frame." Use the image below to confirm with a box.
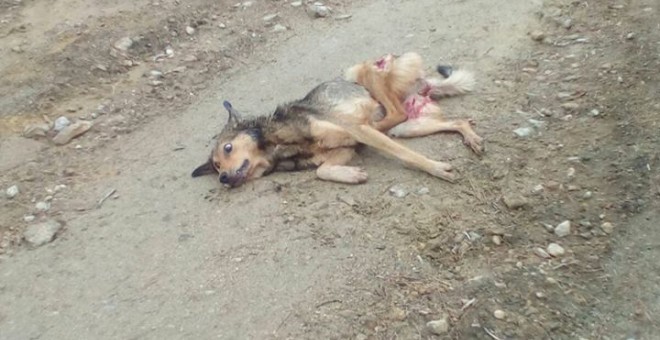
[1,0,658,339]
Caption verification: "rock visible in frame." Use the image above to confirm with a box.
[149,70,164,79]
[583,191,593,199]
[532,184,544,194]
[52,121,93,145]
[554,220,571,237]
[561,18,573,29]
[184,55,198,62]
[5,185,19,199]
[272,24,287,32]
[493,310,506,320]
[417,187,430,195]
[589,109,600,117]
[262,13,279,22]
[23,215,36,222]
[545,181,560,190]
[389,185,408,198]
[185,26,196,35]
[560,102,580,112]
[113,37,133,51]
[534,247,551,259]
[528,119,545,128]
[218,23,226,28]
[23,123,50,139]
[530,30,546,41]
[53,116,71,132]
[535,292,546,299]
[307,3,330,18]
[547,243,565,257]
[513,127,534,137]
[23,220,62,247]
[541,222,555,233]
[35,201,51,212]
[492,235,502,245]
[335,14,352,20]
[502,194,528,209]
[567,167,576,179]
[427,315,450,335]
[626,32,635,40]
[291,1,303,7]
[601,222,614,234]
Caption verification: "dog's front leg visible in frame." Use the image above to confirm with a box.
[315,148,368,184]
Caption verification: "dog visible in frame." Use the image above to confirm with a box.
[192,52,482,188]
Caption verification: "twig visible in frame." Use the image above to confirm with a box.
[483,327,504,340]
[315,299,342,309]
[461,298,476,311]
[97,188,117,208]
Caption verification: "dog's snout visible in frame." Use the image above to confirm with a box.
[219,172,229,184]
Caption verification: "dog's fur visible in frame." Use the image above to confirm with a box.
[192,52,483,188]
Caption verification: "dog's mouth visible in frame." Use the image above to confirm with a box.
[225,159,251,188]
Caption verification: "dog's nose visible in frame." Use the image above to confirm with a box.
[219,172,229,184]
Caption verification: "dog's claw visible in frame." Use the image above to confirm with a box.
[436,65,453,78]
[223,100,232,111]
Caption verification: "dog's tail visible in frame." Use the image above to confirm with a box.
[426,68,475,100]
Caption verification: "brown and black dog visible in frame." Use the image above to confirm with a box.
[192,52,483,188]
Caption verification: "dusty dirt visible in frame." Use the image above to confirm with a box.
[1,0,659,339]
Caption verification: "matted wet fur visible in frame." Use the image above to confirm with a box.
[192,52,483,188]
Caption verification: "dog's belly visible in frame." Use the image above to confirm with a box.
[309,118,357,149]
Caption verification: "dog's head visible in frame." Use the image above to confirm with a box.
[191,101,272,188]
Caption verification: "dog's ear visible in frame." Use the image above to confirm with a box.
[191,158,216,177]
[223,100,243,127]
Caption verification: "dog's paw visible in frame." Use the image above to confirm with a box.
[428,161,457,183]
[464,134,485,155]
[317,165,368,184]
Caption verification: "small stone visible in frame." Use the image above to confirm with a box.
[535,292,546,299]
[290,1,303,7]
[493,310,506,320]
[626,32,635,40]
[23,220,62,247]
[35,201,51,212]
[530,30,546,41]
[149,70,164,79]
[547,243,565,257]
[502,194,528,209]
[567,167,576,179]
[113,37,133,51]
[262,13,278,22]
[11,46,23,53]
[335,14,352,20]
[561,18,573,29]
[583,191,593,199]
[492,235,502,245]
[427,315,450,335]
[5,185,19,199]
[601,222,614,234]
[388,185,408,198]
[513,127,534,137]
[545,181,560,190]
[546,277,558,284]
[528,119,545,128]
[218,23,226,28]
[561,102,580,112]
[272,24,287,32]
[554,220,571,237]
[52,121,93,145]
[23,215,36,222]
[532,184,544,194]
[541,222,555,233]
[185,26,196,35]
[307,3,330,18]
[183,55,198,62]
[589,109,600,117]
[534,247,551,259]
[53,116,71,132]
[23,123,50,138]
[417,187,430,195]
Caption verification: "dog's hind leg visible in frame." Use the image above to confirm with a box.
[315,148,368,184]
[388,116,485,155]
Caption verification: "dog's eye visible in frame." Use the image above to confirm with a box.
[223,143,233,154]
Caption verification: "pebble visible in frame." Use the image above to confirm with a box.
[23,123,51,138]
[23,215,36,222]
[262,13,279,22]
[589,109,600,117]
[23,220,62,247]
[272,24,287,32]
[290,1,303,7]
[185,26,196,35]
[534,247,551,259]
[532,184,544,194]
[567,167,576,179]
[513,127,534,137]
[307,3,330,18]
[502,194,528,209]
[554,220,571,237]
[493,310,506,320]
[335,14,352,20]
[547,243,565,257]
[417,187,430,195]
[528,119,545,128]
[5,185,19,199]
[560,102,580,112]
[35,201,51,212]
[530,30,546,41]
[53,116,71,132]
[561,18,573,29]
[52,121,93,145]
[535,292,546,299]
[492,235,502,245]
[427,314,450,335]
[626,32,635,40]
[218,23,226,28]
[601,222,614,234]
[388,185,408,198]
[541,222,555,233]
[113,37,133,51]
[149,70,164,79]
[583,191,593,199]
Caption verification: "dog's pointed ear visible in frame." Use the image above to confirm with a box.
[191,158,216,177]
[223,100,243,127]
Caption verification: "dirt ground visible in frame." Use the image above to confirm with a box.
[1,0,659,339]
